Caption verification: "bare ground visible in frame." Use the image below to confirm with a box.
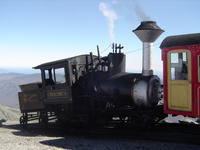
[0,121,200,150]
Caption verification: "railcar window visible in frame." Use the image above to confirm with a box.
[54,68,66,84]
[170,52,188,80]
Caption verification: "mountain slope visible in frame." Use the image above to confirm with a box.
[0,104,20,121]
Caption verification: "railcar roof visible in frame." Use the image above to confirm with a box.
[33,54,89,69]
[160,33,200,48]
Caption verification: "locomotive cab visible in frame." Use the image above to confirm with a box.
[18,54,96,125]
[161,33,200,117]
[34,59,72,105]
[33,54,98,105]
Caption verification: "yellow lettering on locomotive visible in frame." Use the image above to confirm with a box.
[47,91,67,98]
[23,93,38,103]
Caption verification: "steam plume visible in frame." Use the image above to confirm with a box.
[99,2,118,41]
[132,0,151,21]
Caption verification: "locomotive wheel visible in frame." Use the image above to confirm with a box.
[39,112,48,126]
[19,116,27,128]
[39,117,48,126]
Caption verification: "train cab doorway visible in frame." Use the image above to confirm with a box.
[167,50,192,111]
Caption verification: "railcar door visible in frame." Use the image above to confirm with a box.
[167,50,192,111]
[195,55,200,116]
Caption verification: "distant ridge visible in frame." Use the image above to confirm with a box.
[0,67,39,74]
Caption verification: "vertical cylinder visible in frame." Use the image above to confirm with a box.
[133,21,164,76]
[142,42,153,76]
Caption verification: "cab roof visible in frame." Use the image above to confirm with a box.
[33,54,90,69]
[160,33,200,48]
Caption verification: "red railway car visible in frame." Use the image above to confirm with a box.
[161,33,200,117]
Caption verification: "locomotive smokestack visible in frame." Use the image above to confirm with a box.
[133,21,164,76]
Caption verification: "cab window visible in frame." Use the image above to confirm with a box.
[54,68,66,84]
[45,70,50,79]
[44,69,55,85]
[170,52,188,80]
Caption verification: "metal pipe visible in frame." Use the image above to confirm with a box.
[85,55,89,72]
[97,45,101,63]
[90,52,93,65]
[142,42,153,76]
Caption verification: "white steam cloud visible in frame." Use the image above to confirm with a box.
[99,2,118,41]
[99,0,151,40]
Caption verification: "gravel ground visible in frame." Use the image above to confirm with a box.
[0,121,200,150]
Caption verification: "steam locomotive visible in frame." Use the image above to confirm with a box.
[18,21,200,127]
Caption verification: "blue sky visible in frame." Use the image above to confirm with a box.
[0,0,199,73]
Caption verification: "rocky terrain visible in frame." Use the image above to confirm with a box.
[0,104,20,121]
[0,121,200,150]
[0,104,200,150]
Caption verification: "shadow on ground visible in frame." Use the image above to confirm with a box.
[2,122,200,149]
[39,136,200,150]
